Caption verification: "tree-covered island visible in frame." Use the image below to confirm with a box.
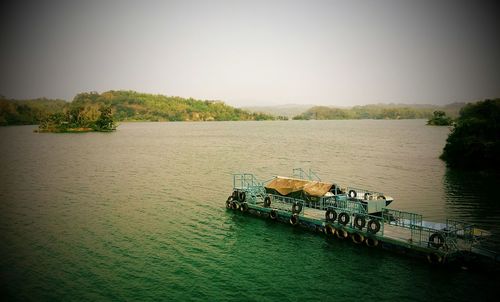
[427,110,453,126]
[37,105,116,133]
[440,99,500,170]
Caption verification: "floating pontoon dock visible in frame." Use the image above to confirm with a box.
[225,169,499,265]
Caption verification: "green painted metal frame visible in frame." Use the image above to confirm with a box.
[292,168,321,181]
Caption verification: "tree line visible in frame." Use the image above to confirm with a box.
[0,97,66,126]
[291,104,461,120]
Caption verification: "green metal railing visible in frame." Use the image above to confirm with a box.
[346,187,385,200]
[383,208,422,227]
[325,197,367,214]
[232,173,266,204]
[267,194,306,214]
[233,173,262,189]
[380,209,477,254]
[292,168,321,181]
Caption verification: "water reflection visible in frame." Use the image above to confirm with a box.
[443,168,500,248]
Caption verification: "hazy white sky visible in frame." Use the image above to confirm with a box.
[1,0,499,106]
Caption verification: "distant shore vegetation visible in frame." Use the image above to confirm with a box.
[0,91,479,126]
[0,97,66,126]
[291,103,463,120]
[440,99,500,170]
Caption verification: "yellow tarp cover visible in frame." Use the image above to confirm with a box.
[265,176,333,197]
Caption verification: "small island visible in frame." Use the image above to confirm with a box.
[36,105,116,133]
[427,110,453,126]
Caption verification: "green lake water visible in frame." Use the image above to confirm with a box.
[0,120,499,301]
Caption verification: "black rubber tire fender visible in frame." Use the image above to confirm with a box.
[348,190,357,198]
[336,228,348,239]
[226,196,233,208]
[351,232,364,244]
[240,202,249,212]
[427,253,443,265]
[292,202,303,214]
[338,212,350,226]
[239,191,246,202]
[325,209,337,221]
[325,224,336,236]
[354,215,366,229]
[264,196,271,207]
[364,192,372,200]
[289,214,299,226]
[429,233,445,249]
[365,237,379,247]
[269,209,278,220]
[367,219,381,234]
[231,201,239,210]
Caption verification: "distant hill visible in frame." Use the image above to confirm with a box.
[242,104,314,118]
[71,91,275,122]
[0,91,275,125]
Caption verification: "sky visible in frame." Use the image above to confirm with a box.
[0,0,499,107]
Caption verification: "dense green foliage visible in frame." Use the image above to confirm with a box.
[0,91,275,125]
[292,105,436,120]
[427,111,453,126]
[0,97,66,126]
[440,99,500,170]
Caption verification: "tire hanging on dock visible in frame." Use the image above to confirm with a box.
[354,215,366,229]
[226,196,233,209]
[365,237,379,247]
[292,202,303,214]
[428,233,445,249]
[325,209,337,222]
[290,214,299,226]
[240,202,249,212]
[231,201,239,210]
[427,253,443,265]
[348,190,357,198]
[264,196,271,207]
[232,190,239,201]
[239,191,246,202]
[269,209,278,220]
[325,224,336,236]
[364,192,372,200]
[336,228,348,239]
[338,212,350,225]
[351,232,364,244]
[367,219,381,234]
